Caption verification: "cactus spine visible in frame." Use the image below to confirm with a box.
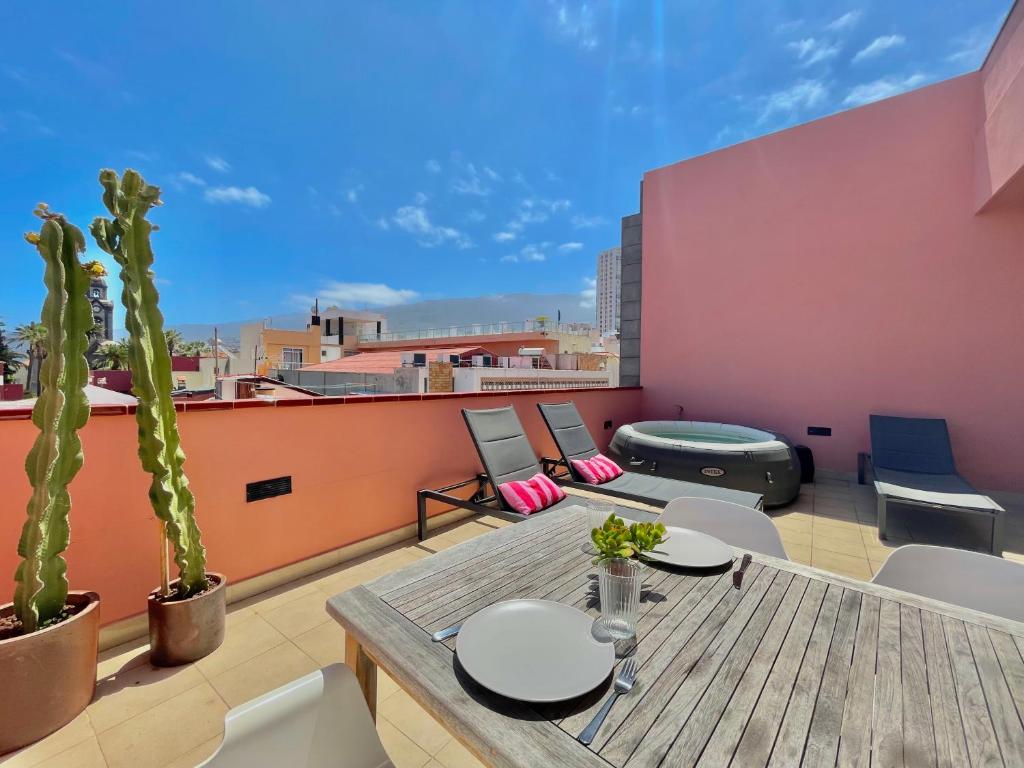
[15,207,92,632]
[90,169,208,598]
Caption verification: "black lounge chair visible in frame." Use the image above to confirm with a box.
[537,401,764,510]
[868,415,1005,554]
[415,406,656,540]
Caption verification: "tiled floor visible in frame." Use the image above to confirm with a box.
[5,477,1022,768]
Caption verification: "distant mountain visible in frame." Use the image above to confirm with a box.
[162,293,594,343]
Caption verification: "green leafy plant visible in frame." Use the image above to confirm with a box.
[90,169,208,599]
[590,514,668,564]
[14,205,92,633]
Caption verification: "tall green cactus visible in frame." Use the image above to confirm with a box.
[90,169,208,598]
[14,206,92,632]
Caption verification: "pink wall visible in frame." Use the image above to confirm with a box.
[0,387,641,625]
[640,73,1024,491]
[977,0,1024,209]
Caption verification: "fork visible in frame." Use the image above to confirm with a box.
[579,658,638,745]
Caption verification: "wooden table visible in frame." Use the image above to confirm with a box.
[328,506,1024,768]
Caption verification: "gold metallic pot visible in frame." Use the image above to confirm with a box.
[0,591,100,754]
[148,572,226,667]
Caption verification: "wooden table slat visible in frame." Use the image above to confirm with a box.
[964,622,1024,762]
[611,567,785,767]
[559,570,731,736]
[730,578,829,767]
[989,629,1024,734]
[836,593,879,768]
[766,583,844,768]
[655,572,799,768]
[942,616,1005,767]
[325,505,1024,768]
[382,514,585,610]
[920,611,971,768]
[901,604,938,768]
[803,588,863,766]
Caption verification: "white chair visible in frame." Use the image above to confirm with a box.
[198,664,394,768]
[660,497,789,560]
[871,545,1024,622]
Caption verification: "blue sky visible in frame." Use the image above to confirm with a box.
[0,1,1011,329]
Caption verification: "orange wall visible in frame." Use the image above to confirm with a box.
[640,73,1024,491]
[0,388,641,625]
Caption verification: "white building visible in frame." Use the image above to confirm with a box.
[596,246,621,335]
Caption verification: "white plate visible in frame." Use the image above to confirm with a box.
[642,526,735,569]
[455,599,615,702]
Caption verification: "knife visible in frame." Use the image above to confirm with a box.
[431,623,462,642]
[733,553,753,589]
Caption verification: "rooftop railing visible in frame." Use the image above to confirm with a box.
[358,319,592,344]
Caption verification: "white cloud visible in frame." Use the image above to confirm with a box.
[553,2,599,51]
[775,19,804,34]
[612,104,648,118]
[174,171,207,188]
[483,166,502,182]
[501,243,549,263]
[345,184,364,203]
[826,11,862,32]
[205,155,231,173]
[493,231,517,243]
[374,217,390,230]
[425,158,441,173]
[465,209,486,223]
[579,277,596,308]
[947,22,1000,67]
[571,213,605,229]
[203,185,271,208]
[451,163,491,196]
[787,38,842,66]
[758,79,828,124]
[392,205,473,249]
[559,242,584,252]
[853,34,905,63]
[506,197,572,230]
[295,281,418,308]
[843,73,927,106]
[3,65,28,85]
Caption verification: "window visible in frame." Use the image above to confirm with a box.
[281,347,303,370]
[91,289,101,298]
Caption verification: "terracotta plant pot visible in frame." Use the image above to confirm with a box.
[0,591,100,755]
[148,572,227,667]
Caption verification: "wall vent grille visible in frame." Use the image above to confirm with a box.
[246,476,292,503]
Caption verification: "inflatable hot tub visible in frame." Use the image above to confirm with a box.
[607,421,802,507]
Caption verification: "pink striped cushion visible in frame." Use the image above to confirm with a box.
[497,472,567,515]
[571,453,624,485]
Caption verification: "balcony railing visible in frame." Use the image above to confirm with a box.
[358,320,592,344]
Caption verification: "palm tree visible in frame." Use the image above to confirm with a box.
[0,320,23,384]
[14,322,48,395]
[165,329,184,355]
[177,340,210,357]
[94,339,131,370]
